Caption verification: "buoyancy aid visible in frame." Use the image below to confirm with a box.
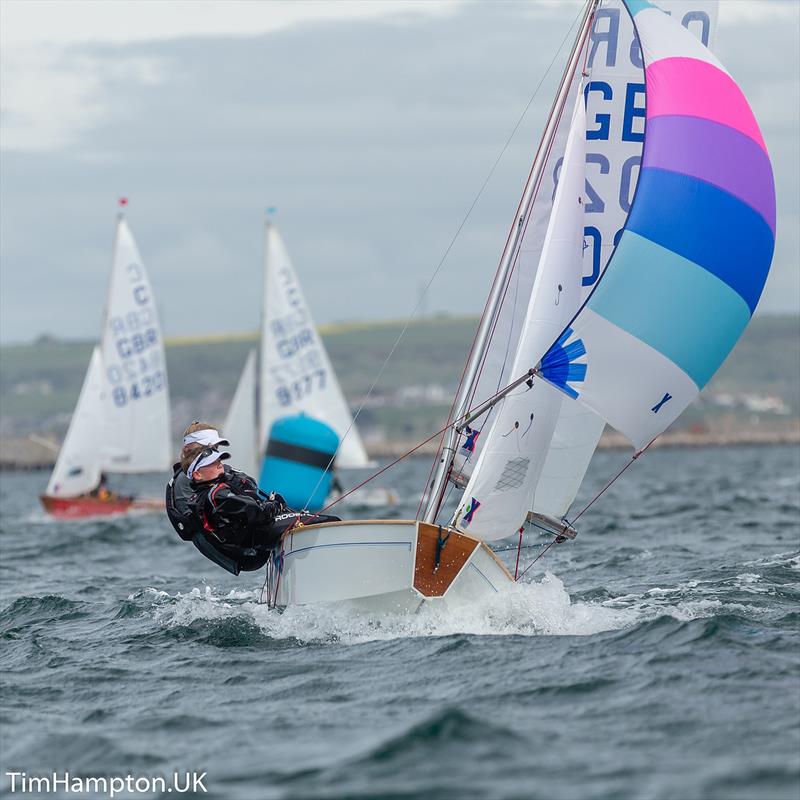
[166,464,342,575]
[165,464,271,575]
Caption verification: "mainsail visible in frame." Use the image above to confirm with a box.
[422,0,600,522]
[259,222,369,468]
[45,347,105,497]
[451,67,585,481]
[100,216,171,472]
[540,0,775,450]
[224,349,259,478]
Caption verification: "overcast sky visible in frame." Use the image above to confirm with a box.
[1,0,797,344]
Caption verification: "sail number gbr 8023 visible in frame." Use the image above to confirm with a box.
[105,261,166,408]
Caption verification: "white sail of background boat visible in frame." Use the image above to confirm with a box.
[260,0,773,609]
[258,221,369,468]
[45,346,105,499]
[223,221,374,508]
[41,211,171,518]
[223,349,260,479]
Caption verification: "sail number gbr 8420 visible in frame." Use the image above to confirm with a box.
[104,261,166,408]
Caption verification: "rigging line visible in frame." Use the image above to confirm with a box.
[439,479,459,526]
[462,6,581,418]
[260,562,270,605]
[429,79,566,522]
[515,437,658,582]
[450,73,571,507]
[515,536,561,582]
[568,437,657,526]
[320,419,461,515]
[327,363,550,516]
[514,526,525,580]
[309,3,588,515]
[417,2,589,509]
[494,541,552,554]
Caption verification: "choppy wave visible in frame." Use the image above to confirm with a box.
[124,562,794,650]
[2,448,799,800]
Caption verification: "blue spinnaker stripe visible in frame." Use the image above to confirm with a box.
[624,0,655,16]
[587,230,752,388]
[626,167,774,313]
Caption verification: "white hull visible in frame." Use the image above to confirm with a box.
[261,520,514,609]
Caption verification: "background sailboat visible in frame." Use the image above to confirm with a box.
[223,349,259,480]
[224,220,381,510]
[261,0,772,609]
[41,209,171,518]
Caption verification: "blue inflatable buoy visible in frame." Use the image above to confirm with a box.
[259,415,339,511]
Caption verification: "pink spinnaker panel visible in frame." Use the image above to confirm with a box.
[645,57,767,152]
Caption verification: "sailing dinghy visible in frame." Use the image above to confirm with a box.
[224,221,394,510]
[41,208,171,518]
[261,0,774,608]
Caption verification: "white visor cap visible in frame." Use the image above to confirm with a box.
[183,428,230,448]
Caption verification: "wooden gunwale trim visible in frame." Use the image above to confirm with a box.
[477,541,515,582]
[282,518,417,539]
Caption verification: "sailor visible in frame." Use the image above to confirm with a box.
[166,422,339,575]
[170,422,230,521]
[88,472,130,503]
[183,443,286,549]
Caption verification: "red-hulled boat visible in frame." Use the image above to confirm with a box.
[39,494,163,519]
[40,209,172,521]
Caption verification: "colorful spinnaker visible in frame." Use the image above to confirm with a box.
[540,0,775,450]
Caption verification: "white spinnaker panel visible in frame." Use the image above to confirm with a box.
[557,309,698,449]
[259,224,369,468]
[99,217,171,473]
[532,0,719,518]
[223,350,259,478]
[46,347,104,497]
[452,67,586,480]
[453,97,588,541]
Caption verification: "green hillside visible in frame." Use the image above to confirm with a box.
[1,314,798,443]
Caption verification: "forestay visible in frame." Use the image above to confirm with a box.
[451,72,586,484]
[46,347,105,497]
[259,223,369,468]
[454,96,588,539]
[540,0,775,450]
[224,349,260,478]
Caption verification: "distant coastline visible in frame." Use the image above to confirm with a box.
[2,314,798,471]
[3,422,798,471]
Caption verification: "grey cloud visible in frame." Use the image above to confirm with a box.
[1,2,797,342]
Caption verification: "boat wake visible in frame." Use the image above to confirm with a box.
[127,564,774,647]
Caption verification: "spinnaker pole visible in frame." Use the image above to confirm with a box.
[422,0,599,523]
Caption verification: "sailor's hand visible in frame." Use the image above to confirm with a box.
[268,492,288,509]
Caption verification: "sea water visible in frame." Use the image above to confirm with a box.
[1,445,798,799]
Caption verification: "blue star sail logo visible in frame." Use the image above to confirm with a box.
[539,327,587,400]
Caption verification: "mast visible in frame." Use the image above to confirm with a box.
[423,0,599,523]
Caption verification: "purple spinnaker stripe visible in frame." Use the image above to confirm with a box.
[643,115,775,234]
